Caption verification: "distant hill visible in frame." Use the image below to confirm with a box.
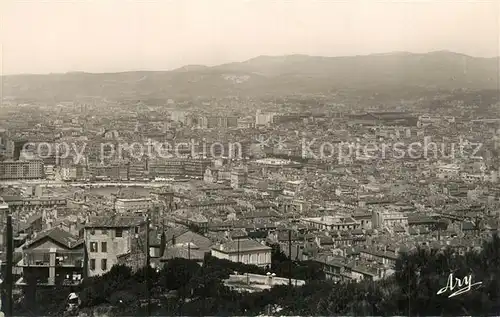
[1,51,498,101]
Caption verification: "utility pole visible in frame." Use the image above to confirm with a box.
[288,229,292,286]
[237,237,240,263]
[145,217,151,316]
[5,215,13,317]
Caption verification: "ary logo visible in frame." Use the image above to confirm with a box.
[437,272,482,298]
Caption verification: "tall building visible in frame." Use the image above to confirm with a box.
[255,110,275,126]
[127,162,147,180]
[0,129,10,161]
[230,167,247,189]
[199,116,239,129]
[148,159,184,179]
[170,110,187,123]
[13,140,28,161]
[0,160,44,180]
[184,159,211,178]
[372,210,408,229]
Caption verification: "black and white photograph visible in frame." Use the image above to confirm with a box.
[0,0,499,316]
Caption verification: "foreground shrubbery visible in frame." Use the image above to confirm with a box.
[15,234,500,316]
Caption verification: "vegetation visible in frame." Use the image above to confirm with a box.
[14,234,500,316]
[3,52,499,101]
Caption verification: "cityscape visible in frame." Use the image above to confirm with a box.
[1,1,500,316]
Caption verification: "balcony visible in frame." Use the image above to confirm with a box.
[56,251,84,267]
[21,249,84,268]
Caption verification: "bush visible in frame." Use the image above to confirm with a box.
[21,235,500,316]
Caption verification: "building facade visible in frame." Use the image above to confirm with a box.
[0,160,44,180]
[84,215,147,277]
[211,239,272,267]
[115,198,152,213]
[17,227,84,286]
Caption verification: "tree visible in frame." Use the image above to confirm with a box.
[159,258,200,291]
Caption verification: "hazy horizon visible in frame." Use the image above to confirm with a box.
[2,0,499,75]
[1,50,499,76]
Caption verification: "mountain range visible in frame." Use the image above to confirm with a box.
[2,51,499,101]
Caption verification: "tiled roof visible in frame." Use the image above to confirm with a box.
[461,221,475,231]
[230,229,248,239]
[394,225,406,233]
[86,215,146,228]
[213,238,271,253]
[318,236,334,245]
[164,227,189,242]
[351,228,364,235]
[161,246,205,261]
[26,227,83,249]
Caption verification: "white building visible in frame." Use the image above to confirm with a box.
[115,198,152,213]
[436,163,461,180]
[283,180,303,196]
[170,110,187,123]
[372,210,408,229]
[417,115,455,128]
[211,239,272,267]
[255,110,275,126]
[300,215,360,231]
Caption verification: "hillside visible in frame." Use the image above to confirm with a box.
[1,51,498,101]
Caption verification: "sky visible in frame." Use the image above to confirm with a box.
[1,0,499,75]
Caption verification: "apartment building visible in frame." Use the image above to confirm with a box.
[300,216,361,231]
[0,160,44,180]
[148,159,184,179]
[84,215,147,277]
[127,161,147,180]
[199,116,238,129]
[283,180,303,196]
[255,110,275,126]
[211,239,272,267]
[372,210,408,229]
[87,163,128,181]
[61,165,87,181]
[230,168,247,189]
[115,197,152,213]
[417,115,455,128]
[17,227,84,286]
[184,159,211,178]
[436,164,461,180]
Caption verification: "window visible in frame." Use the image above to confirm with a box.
[90,242,98,252]
[101,242,107,253]
[90,229,95,235]
[135,226,140,234]
[115,229,123,237]
[90,259,96,270]
[102,229,108,235]
[101,259,107,271]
